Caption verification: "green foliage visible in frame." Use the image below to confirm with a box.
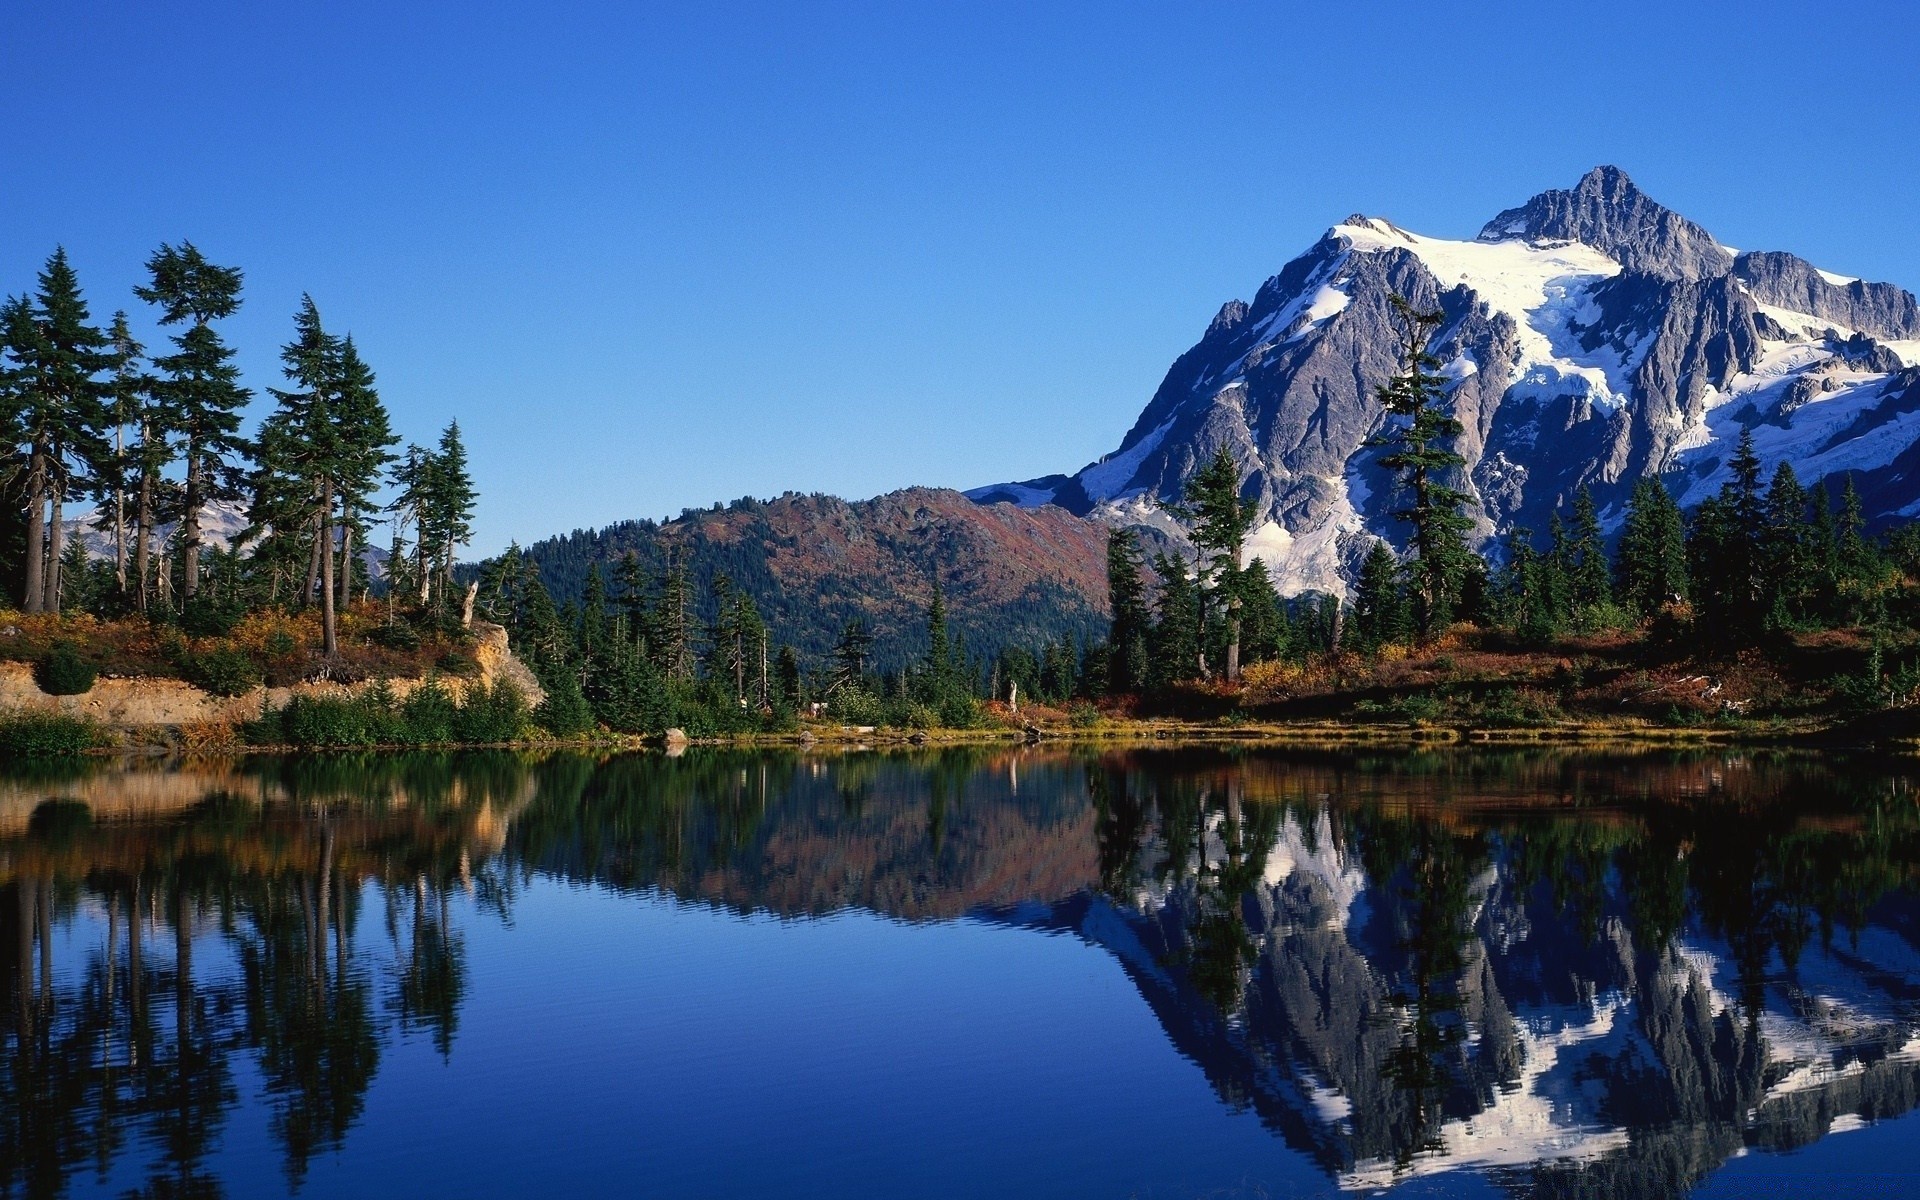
[1350,540,1410,653]
[184,643,264,697]
[1105,528,1151,693]
[0,709,100,756]
[256,678,531,748]
[35,643,96,695]
[534,670,595,736]
[1371,295,1476,634]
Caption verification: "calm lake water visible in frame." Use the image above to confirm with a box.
[4,746,1920,1199]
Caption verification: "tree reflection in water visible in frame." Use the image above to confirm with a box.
[0,754,528,1197]
[2,747,1919,1199]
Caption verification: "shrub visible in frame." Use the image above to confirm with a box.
[369,622,420,651]
[185,645,264,697]
[534,673,595,737]
[451,680,530,744]
[826,687,884,725]
[0,710,100,756]
[35,644,96,696]
[179,595,246,637]
[437,650,481,678]
[400,679,459,743]
[937,694,984,729]
[1069,703,1103,729]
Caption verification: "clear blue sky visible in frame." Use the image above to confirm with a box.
[5,1,1917,555]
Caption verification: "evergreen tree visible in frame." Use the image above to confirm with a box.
[653,548,696,681]
[579,562,610,667]
[251,296,348,651]
[420,421,476,611]
[831,618,874,692]
[1372,296,1475,635]
[330,335,398,610]
[1761,463,1812,628]
[1351,539,1409,652]
[1567,486,1611,613]
[3,250,114,613]
[1105,527,1151,694]
[1834,475,1890,626]
[1686,427,1767,642]
[134,241,250,600]
[775,645,803,708]
[1169,448,1254,679]
[1148,553,1200,689]
[1616,476,1687,617]
[1235,558,1287,664]
[101,310,147,598]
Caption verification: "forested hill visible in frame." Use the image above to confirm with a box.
[511,487,1112,674]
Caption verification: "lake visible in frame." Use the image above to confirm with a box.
[3,746,1919,1198]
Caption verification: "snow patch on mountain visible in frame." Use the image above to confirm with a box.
[1080,413,1179,503]
[1338,216,1645,411]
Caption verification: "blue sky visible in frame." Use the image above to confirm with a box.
[4,1,1917,554]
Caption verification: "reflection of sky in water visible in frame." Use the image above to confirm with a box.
[9,748,1920,1198]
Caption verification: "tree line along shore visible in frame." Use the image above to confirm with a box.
[4,254,1919,754]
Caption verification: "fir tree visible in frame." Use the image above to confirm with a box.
[421,421,476,611]
[1351,540,1409,653]
[1567,486,1611,613]
[1169,448,1254,679]
[1616,476,1687,617]
[831,618,874,692]
[1105,527,1151,694]
[1372,296,1475,635]
[4,250,114,613]
[101,310,147,598]
[1148,553,1200,689]
[134,241,250,600]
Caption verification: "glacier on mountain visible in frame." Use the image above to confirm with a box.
[969,166,1920,596]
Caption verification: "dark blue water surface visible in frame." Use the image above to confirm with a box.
[5,747,1920,1198]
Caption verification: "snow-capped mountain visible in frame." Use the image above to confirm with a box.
[969,166,1920,594]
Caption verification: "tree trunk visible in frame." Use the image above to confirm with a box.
[22,439,46,614]
[338,507,354,612]
[302,511,323,608]
[134,431,154,614]
[113,423,127,594]
[182,449,203,600]
[45,475,64,614]
[319,481,338,658]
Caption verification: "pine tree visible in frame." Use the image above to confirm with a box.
[1105,527,1151,694]
[580,561,610,667]
[1687,427,1767,642]
[1351,540,1409,652]
[1168,448,1254,679]
[102,311,147,598]
[1567,486,1611,614]
[1761,463,1812,628]
[4,250,114,613]
[251,296,348,651]
[1148,553,1200,689]
[1372,296,1475,635]
[831,618,874,692]
[1834,475,1889,626]
[1235,558,1286,664]
[653,548,695,681]
[421,421,476,611]
[1616,476,1687,618]
[331,335,398,610]
[134,242,249,601]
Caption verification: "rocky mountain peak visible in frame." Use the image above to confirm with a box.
[968,167,1920,598]
[1478,164,1732,280]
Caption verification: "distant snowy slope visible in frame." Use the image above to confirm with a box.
[969,166,1920,595]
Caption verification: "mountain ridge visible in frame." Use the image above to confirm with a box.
[969,166,1920,595]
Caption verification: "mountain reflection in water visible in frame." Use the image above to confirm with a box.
[2,748,1918,1198]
